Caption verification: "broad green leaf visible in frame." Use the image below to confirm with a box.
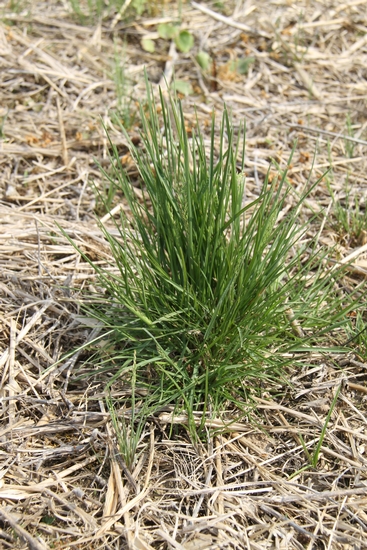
[158,22,177,40]
[141,38,155,53]
[132,0,147,16]
[172,79,193,96]
[175,30,194,53]
[196,51,211,70]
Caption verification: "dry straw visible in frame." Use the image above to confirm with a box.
[1,1,367,548]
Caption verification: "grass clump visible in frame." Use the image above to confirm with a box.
[70,82,364,436]
[329,186,367,247]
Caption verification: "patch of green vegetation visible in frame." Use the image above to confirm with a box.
[172,79,193,96]
[141,21,194,54]
[344,113,357,159]
[196,51,211,71]
[91,42,137,217]
[158,22,194,53]
[345,312,367,361]
[5,0,28,12]
[111,41,136,130]
[92,174,118,217]
[325,143,367,247]
[41,515,56,525]
[1,0,31,24]
[330,189,367,247]
[293,383,341,477]
[62,78,365,447]
[106,351,148,470]
[66,0,159,25]
[274,12,309,65]
[326,124,367,247]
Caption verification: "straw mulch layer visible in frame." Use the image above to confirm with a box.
[1,1,367,548]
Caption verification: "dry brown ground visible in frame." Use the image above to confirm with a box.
[1,1,367,548]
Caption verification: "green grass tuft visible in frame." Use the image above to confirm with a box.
[64,79,365,440]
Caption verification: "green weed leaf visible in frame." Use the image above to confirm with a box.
[175,30,194,53]
[141,38,155,53]
[196,51,211,70]
[172,79,193,96]
[158,22,177,40]
[132,0,147,16]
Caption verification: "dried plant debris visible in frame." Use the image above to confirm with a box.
[1,1,367,548]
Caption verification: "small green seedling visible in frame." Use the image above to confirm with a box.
[294,383,341,475]
[68,0,149,25]
[142,22,194,53]
[172,79,193,96]
[327,181,367,247]
[344,114,356,159]
[106,352,148,470]
[111,41,136,129]
[196,51,212,71]
[230,57,255,75]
